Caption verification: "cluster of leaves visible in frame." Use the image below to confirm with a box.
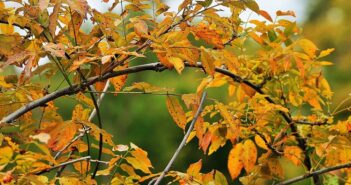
[0,0,349,184]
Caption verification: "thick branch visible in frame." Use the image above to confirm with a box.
[153,91,207,185]
[278,162,351,185]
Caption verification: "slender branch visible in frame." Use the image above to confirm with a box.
[277,162,351,185]
[36,156,91,175]
[89,80,110,121]
[153,91,207,185]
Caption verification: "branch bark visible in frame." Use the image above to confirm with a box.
[278,162,351,185]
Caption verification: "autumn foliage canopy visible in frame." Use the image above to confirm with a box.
[0,0,348,184]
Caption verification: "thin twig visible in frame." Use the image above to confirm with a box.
[153,91,207,185]
[36,156,91,175]
[277,162,351,185]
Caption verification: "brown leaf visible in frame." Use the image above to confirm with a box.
[43,43,66,58]
[49,1,61,37]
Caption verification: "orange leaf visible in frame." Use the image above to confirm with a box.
[240,83,256,97]
[284,146,303,165]
[126,148,152,174]
[259,10,273,22]
[201,48,216,76]
[276,10,296,17]
[192,23,224,49]
[110,64,128,92]
[166,96,187,129]
[47,122,77,151]
[228,143,243,180]
[73,160,90,174]
[242,139,257,172]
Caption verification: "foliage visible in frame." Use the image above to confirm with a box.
[0,0,348,184]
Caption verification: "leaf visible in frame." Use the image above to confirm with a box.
[124,82,173,93]
[297,39,318,58]
[284,146,303,165]
[254,135,269,150]
[29,133,51,144]
[76,92,94,107]
[242,139,257,172]
[132,19,148,36]
[244,0,260,13]
[73,160,90,174]
[259,10,273,22]
[49,1,61,37]
[43,43,66,58]
[166,96,187,129]
[47,122,77,151]
[187,159,202,176]
[38,0,49,11]
[111,64,128,92]
[67,0,88,17]
[228,143,243,180]
[318,48,335,58]
[168,57,184,74]
[192,23,224,49]
[240,83,256,97]
[0,147,13,165]
[69,57,98,72]
[214,170,228,185]
[125,148,152,174]
[276,10,296,17]
[201,48,216,76]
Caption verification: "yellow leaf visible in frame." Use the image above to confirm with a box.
[0,24,14,34]
[132,19,148,37]
[111,64,128,92]
[166,96,187,129]
[201,48,216,76]
[168,57,184,74]
[318,48,334,58]
[254,135,269,150]
[59,177,85,185]
[297,39,318,58]
[242,140,257,172]
[76,92,94,107]
[284,146,303,166]
[228,143,243,180]
[73,160,90,174]
[187,159,202,176]
[125,148,152,174]
[268,158,284,178]
[319,61,334,66]
[0,147,13,165]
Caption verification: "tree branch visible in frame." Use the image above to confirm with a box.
[278,162,351,185]
[153,91,207,185]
